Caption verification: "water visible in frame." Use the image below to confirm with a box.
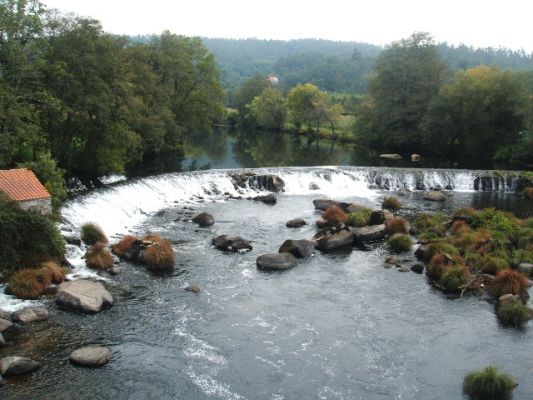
[1,167,532,400]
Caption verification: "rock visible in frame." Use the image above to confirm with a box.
[0,310,10,321]
[212,235,252,252]
[368,209,393,225]
[279,240,315,258]
[315,229,354,251]
[397,189,411,197]
[257,253,298,271]
[253,193,277,204]
[309,182,320,190]
[385,256,399,265]
[0,375,5,386]
[12,306,48,323]
[0,319,13,332]
[379,154,402,160]
[414,245,431,261]
[192,212,215,227]
[313,199,349,212]
[345,203,369,213]
[398,266,411,272]
[247,174,285,192]
[56,280,114,313]
[0,356,40,376]
[518,263,533,277]
[69,346,111,367]
[497,294,521,308]
[411,154,421,162]
[185,285,201,293]
[112,254,120,264]
[352,224,386,242]
[423,191,447,202]
[411,263,425,274]
[109,267,121,276]
[0,333,5,346]
[63,233,82,246]
[286,218,306,228]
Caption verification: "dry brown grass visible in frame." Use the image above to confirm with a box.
[112,235,139,257]
[85,242,114,270]
[385,216,409,235]
[426,253,453,280]
[9,268,52,299]
[523,187,533,200]
[318,206,350,227]
[141,239,175,270]
[382,196,402,211]
[488,269,530,298]
[40,261,67,284]
[450,220,470,235]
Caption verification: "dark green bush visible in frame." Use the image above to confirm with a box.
[81,223,108,245]
[440,265,469,292]
[349,207,372,227]
[463,366,517,400]
[497,301,533,327]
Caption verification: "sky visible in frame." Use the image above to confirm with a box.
[41,0,533,52]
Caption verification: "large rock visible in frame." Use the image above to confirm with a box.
[257,253,298,271]
[63,233,82,246]
[379,154,402,160]
[518,263,533,277]
[286,218,306,228]
[69,346,111,367]
[212,235,252,252]
[0,356,40,376]
[423,191,446,202]
[352,224,386,242]
[248,174,285,192]
[368,209,393,225]
[414,245,431,261]
[279,240,315,258]
[313,199,348,211]
[0,319,12,332]
[192,212,214,227]
[56,280,114,313]
[315,229,354,251]
[0,310,11,321]
[12,306,48,323]
[253,193,277,204]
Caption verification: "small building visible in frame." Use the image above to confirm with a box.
[0,168,52,214]
[267,75,279,86]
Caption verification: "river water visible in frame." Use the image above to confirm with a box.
[1,166,532,399]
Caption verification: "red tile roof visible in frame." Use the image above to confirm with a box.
[0,169,51,201]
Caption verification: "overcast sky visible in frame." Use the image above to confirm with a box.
[41,0,533,51]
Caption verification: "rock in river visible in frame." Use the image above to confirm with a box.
[279,239,315,258]
[11,306,49,323]
[352,224,386,242]
[423,191,446,202]
[253,193,277,204]
[0,356,40,376]
[55,280,114,313]
[0,319,13,332]
[314,229,354,251]
[70,346,111,367]
[286,218,306,228]
[257,253,298,271]
[192,212,215,227]
[212,235,252,252]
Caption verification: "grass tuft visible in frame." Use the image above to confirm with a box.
[463,366,517,400]
[387,233,412,253]
[81,223,108,246]
[85,242,114,270]
[488,269,529,299]
[382,196,402,211]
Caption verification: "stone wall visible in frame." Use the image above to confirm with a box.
[19,198,52,214]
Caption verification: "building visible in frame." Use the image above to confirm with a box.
[0,169,52,214]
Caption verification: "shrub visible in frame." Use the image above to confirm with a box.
[523,187,533,200]
[388,233,412,253]
[0,194,65,273]
[427,253,453,280]
[414,212,449,233]
[40,261,67,284]
[511,248,533,266]
[471,208,520,248]
[382,196,402,211]
[479,256,509,275]
[8,268,51,299]
[112,235,139,257]
[464,252,483,269]
[497,301,533,327]
[450,220,470,235]
[453,207,476,223]
[81,223,108,246]
[426,241,459,261]
[349,207,372,227]
[517,227,533,249]
[319,206,350,227]
[488,269,530,298]
[385,216,409,235]
[440,265,470,292]
[140,235,175,270]
[463,366,517,400]
[85,243,114,270]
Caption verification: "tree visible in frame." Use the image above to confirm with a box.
[234,74,271,124]
[355,32,450,152]
[248,87,287,130]
[288,83,325,129]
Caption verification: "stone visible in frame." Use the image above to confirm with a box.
[212,235,252,252]
[0,319,13,332]
[192,212,215,227]
[309,182,320,190]
[185,285,201,293]
[368,209,393,225]
[352,224,386,242]
[423,191,447,202]
[411,263,425,274]
[109,267,121,276]
[498,294,521,307]
[385,256,399,265]
[63,234,82,246]
[253,193,277,204]
[69,346,111,367]
[518,263,533,277]
[411,154,421,162]
[286,218,306,228]
[0,310,10,321]
[56,280,114,313]
[0,356,40,376]
[397,189,411,197]
[279,240,315,258]
[414,245,431,261]
[398,266,411,272]
[379,153,402,160]
[12,306,48,323]
[0,333,5,346]
[313,199,349,212]
[315,229,354,251]
[257,253,298,271]
[248,174,285,192]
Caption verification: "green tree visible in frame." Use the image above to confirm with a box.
[234,74,271,124]
[288,83,325,129]
[355,32,450,152]
[248,87,287,130]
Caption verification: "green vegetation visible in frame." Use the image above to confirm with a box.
[388,233,412,253]
[249,88,288,130]
[381,196,402,211]
[440,265,470,292]
[497,301,533,327]
[385,216,410,235]
[488,269,529,299]
[349,207,372,227]
[463,366,517,400]
[81,223,108,246]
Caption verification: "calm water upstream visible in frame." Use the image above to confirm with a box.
[1,167,532,400]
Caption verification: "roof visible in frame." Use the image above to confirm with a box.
[0,169,51,201]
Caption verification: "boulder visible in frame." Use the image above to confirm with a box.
[286,218,306,228]
[109,267,121,276]
[0,319,13,332]
[397,189,411,197]
[253,193,277,204]
[56,280,114,313]
[379,154,402,160]
[309,182,320,190]
[385,256,399,265]
[414,245,431,261]
[368,209,393,225]
[411,263,425,274]
[257,253,298,271]
[63,233,82,246]
[248,175,285,192]
[0,310,11,321]
[518,263,533,277]
[313,199,348,211]
[12,306,48,323]
[185,285,201,293]
[315,229,354,251]
[352,224,386,242]
[423,191,447,202]
[279,240,315,258]
[0,356,40,376]
[192,212,215,227]
[212,235,252,252]
[69,346,111,367]
[398,266,411,272]
[411,154,421,162]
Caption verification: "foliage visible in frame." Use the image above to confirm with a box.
[80,223,108,246]
[463,366,517,400]
[140,235,175,270]
[497,301,533,327]
[0,193,65,273]
[488,269,529,298]
[381,196,402,211]
[85,242,113,270]
[319,206,350,227]
[387,233,412,253]
[426,253,453,280]
[234,75,272,122]
[385,216,409,235]
[248,88,288,130]
[479,256,509,275]
[20,153,67,208]
[112,235,139,257]
[512,248,533,266]
[349,207,372,227]
[440,265,470,292]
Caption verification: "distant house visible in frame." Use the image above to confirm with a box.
[267,75,279,85]
[0,169,52,214]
